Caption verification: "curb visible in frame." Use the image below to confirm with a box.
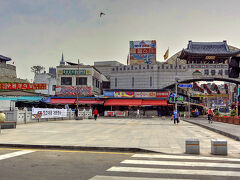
[0,144,158,153]
[183,120,240,141]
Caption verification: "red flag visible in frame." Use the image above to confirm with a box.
[12,61,14,64]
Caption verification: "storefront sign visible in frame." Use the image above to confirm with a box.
[0,83,46,90]
[135,92,156,98]
[130,48,156,54]
[105,111,114,117]
[32,108,67,119]
[113,91,169,98]
[156,92,169,98]
[103,91,115,97]
[115,111,126,117]
[130,40,156,49]
[55,86,91,96]
[58,69,91,75]
[115,91,135,98]
[193,94,229,98]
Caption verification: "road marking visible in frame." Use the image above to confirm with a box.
[133,154,240,162]
[89,175,193,180]
[122,159,240,168]
[0,148,133,155]
[0,150,34,160]
[107,166,240,177]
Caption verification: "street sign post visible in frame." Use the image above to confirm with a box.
[178,84,193,88]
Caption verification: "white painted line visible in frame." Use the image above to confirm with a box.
[132,154,240,162]
[122,159,240,168]
[0,150,34,161]
[89,175,193,180]
[107,166,240,177]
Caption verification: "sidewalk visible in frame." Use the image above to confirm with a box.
[183,118,240,141]
[0,118,240,157]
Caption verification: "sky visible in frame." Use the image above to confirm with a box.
[1,0,240,81]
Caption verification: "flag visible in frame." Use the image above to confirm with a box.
[164,48,169,60]
[127,54,130,65]
[12,61,14,64]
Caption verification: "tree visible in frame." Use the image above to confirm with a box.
[31,65,45,74]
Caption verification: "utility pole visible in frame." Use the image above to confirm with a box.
[175,58,178,111]
[76,59,80,116]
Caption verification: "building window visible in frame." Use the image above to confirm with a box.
[61,77,72,85]
[170,64,173,69]
[76,77,87,85]
[147,65,149,69]
[151,66,153,69]
[116,67,118,71]
[150,77,152,87]
[124,66,126,70]
[131,66,133,70]
[112,68,115,71]
[143,67,145,69]
[115,78,117,87]
[139,65,141,69]
[162,64,164,69]
[52,85,56,91]
[132,77,134,88]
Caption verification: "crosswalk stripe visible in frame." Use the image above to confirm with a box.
[107,166,240,177]
[0,150,34,160]
[132,154,240,162]
[89,175,193,180]
[122,159,240,168]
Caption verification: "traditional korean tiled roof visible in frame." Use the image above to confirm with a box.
[0,54,11,61]
[179,41,240,59]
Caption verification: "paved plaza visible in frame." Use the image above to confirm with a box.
[0,118,240,157]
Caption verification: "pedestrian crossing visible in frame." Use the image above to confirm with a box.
[90,153,240,180]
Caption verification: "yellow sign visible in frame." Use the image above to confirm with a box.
[193,94,228,98]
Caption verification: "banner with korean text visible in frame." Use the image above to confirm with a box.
[32,108,67,119]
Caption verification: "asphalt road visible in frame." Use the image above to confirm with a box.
[0,148,240,180]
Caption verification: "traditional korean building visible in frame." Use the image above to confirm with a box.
[179,40,240,64]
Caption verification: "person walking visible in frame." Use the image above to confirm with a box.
[93,108,99,121]
[136,109,140,118]
[172,108,179,124]
[208,107,213,123]
[75,107,78,119]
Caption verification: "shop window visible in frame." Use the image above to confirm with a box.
[61,77,72,85]
[132,77,134,88]
[52,85,56,91]
[115,78,117,87]
[150,77,152,87]
[76,77,87,85]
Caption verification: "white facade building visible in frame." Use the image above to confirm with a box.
[109,63,230,90]
[56,65,108,96]
[34,72,56,95]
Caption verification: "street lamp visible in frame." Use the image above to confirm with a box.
[175,58,178,111]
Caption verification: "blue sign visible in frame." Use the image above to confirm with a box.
[178,84,193,88]
[103,91,114,97]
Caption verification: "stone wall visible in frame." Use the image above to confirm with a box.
[0,63,16,79]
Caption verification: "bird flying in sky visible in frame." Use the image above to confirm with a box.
[100,12,106,17]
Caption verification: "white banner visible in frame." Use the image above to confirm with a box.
[32,108,67,119]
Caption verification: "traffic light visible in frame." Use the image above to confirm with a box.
[229,57,240,78]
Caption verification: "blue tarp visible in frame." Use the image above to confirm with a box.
[0,96,43,102]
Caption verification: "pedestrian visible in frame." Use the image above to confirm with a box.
[172,108,179,124]
[93,108,99,121]
[208,107,213,123]
[136,109,140,118]
[195,108,199,117]
[75,107,78,118]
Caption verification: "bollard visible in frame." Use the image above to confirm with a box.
[185,139,200,154]
[211,139,227,155]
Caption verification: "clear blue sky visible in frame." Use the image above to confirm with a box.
[0,0,240,80]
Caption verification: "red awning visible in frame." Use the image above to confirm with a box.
[50,98,75,104]
[76,100,104,104]
[141,100,167,106]
[104,99,142,106]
